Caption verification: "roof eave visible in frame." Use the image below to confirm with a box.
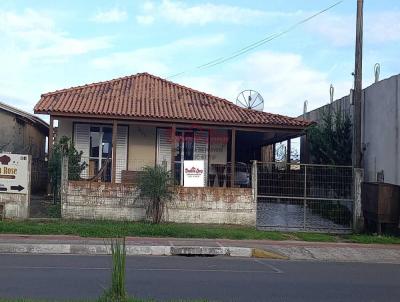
[39,110,310,132]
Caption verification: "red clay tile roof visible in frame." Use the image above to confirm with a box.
[34,72,311,129]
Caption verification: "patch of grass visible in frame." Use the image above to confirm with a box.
[0,219,399,244]
[343,234,400,244]
[0,219,288,241]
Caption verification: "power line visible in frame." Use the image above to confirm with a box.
[167,0,344,79]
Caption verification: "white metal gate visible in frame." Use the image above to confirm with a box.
[256,162,353,233]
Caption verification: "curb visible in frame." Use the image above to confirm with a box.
[0,243,266,258]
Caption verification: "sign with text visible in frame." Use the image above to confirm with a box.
[0,154,29,194]
[183,160,205,187]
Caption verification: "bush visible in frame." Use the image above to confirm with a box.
[137,165,173,224]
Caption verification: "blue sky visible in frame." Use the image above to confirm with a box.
[0,0,399,120]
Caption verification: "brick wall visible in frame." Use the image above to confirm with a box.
[62,181,256,226]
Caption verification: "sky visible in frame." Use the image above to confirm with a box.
[0,0,399,121]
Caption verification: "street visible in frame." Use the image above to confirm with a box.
[0,254,399,301]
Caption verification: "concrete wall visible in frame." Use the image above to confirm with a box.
[362,75,400,184]
[62,181,256,225]
[0,110,46,159]
[56,118,73,141]
[301,74,400,186]
[0,193,29,219]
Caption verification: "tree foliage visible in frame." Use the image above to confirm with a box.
[48,136,86,200]
[306,106,352,165]
[137,165,174,224]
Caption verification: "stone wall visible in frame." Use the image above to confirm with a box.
[62,181,256,226]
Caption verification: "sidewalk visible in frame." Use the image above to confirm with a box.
[1,234,400,263]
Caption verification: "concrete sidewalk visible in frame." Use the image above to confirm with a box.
[1,234,400,263]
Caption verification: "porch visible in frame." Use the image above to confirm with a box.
[50,117,304,188]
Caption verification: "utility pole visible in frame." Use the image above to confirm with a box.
[353,0,363,168]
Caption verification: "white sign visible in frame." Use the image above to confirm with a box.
[183,160,205,187]
[0,153,30,194]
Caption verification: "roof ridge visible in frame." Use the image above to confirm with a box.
[40,73,148,97]
[41,72,236,107]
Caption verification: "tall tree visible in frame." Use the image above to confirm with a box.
[306,107,352,165]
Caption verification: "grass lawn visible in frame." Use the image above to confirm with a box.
[0,219,399,244]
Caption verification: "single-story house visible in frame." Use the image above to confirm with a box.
[34,72,311,224]
[0,101,49,193]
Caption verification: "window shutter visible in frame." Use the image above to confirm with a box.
[157,128,171,170]
[74,123,90,178]
[194,130,209,186]
[115,126,128,183]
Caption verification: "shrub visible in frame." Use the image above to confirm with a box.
[48,136,86,202]
[137,165,174,224]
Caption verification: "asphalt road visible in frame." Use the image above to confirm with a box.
[0,254,400,302]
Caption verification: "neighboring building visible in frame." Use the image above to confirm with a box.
[301,73,400,186]
[0,101,48,159]
[34,72,311,224]
[0,101,49,192]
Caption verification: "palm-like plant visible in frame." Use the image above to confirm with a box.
[137,165,174,224]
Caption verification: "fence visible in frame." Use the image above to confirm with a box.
[31,159,48,193]
[256,162,354,232]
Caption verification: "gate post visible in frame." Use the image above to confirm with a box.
[353,168,364,232]
[251,160,258,201]
[60,155,69,217]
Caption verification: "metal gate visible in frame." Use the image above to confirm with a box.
[256,162,353,233]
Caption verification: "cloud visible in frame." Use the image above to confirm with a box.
[177,51,351,117]
[90,8,128,23]
[0,9,112,59]
[136,0,300,26]
[136,15,155,25]
[307,11,400,46]
[91,34,225,75]
[0,8,114,111]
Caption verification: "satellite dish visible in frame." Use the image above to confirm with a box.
[236,90,264,111]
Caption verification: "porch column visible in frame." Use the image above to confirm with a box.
[231,129,236,188]
[170,124,176,181]
[286,139,291,163]
[48,115,54,159]
[111,121,117,183]
[272,143,276,162]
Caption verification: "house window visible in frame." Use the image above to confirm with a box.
[89,126,112,181]
[74,123,128,182]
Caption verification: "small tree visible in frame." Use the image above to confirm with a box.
[306,106,352,165]
[48,136,86,201]
[137,165,173,224]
